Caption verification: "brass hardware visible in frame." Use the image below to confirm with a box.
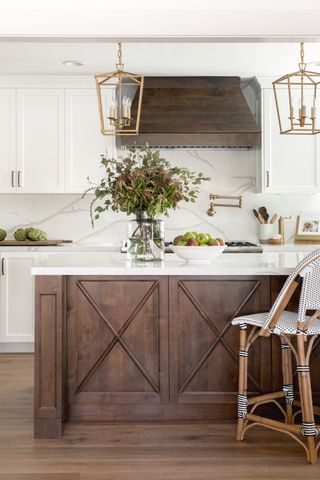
[17,170,21,188]
[278,216,292,244]
[1,258,5,275]
[273,42,320,135]
[95,42,144,136]
[207,194,242,216]
[11,170,15,188]
[266,170,270,188]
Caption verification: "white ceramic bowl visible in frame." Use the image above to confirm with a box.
[171,245,226,263]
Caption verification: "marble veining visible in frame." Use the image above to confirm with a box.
[1,149,320,246]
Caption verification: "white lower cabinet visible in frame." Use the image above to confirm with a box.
[0,252,37,350]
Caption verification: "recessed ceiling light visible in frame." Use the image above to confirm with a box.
[62,60,83,67]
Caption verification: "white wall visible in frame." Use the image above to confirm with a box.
[1,148,319,245]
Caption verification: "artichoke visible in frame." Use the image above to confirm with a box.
[25,227,34,236]
[27,228,47,241]
[0,229,7,241]
[14,228,27,241]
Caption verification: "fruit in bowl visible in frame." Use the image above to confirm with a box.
[173,232,225,247]
[171,231,226,263]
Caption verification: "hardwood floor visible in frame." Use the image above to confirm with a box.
[1,354,320,479]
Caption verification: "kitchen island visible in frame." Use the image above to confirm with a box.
[32,251,320,438]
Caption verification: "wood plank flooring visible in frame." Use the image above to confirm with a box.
[0,354,320,479]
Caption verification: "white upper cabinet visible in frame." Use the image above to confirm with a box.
[262,88,320,193]
[0,89,16,192]
[65,89,114,193]
[17,89,65,193]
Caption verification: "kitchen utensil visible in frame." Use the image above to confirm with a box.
[270,213,278,224]
[259,206,269,223]
[257,212,265,224]
[253,209,263,224]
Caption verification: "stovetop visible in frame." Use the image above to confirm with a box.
[224,241,263,253]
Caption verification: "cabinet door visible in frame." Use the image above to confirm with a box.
[65,89,114,193]
[17,89,65,193]
[263,88,320,193]
[0,253,38,343]
[169,276,271,417]
[66,276,168,421]
[0,89,16,193]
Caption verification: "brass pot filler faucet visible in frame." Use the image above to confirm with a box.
[207,194,243,216]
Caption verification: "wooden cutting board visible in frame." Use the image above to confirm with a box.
[0,240,73,246]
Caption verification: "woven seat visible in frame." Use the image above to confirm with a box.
[232,311,320,335]
[232,249,320,464]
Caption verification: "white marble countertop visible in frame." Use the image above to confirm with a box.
[31,251,312,276]
[1,242,319,253]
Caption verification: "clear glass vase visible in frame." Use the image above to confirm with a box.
[127,210,165,262]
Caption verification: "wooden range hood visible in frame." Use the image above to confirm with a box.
[120,77,261,150]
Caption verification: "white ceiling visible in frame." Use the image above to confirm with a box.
[0,42,320,77]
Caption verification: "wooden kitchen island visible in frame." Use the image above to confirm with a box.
[32,251,320,438]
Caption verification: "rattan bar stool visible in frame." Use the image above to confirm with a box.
[232,249,320,464]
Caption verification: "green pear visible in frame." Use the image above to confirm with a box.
[183,232,196,240]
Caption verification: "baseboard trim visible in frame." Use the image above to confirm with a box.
[0,342,34,353]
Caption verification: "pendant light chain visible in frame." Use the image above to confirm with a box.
[116,42,124,72]
[300,42,304,64]
[299,42,306,71]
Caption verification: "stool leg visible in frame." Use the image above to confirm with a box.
[236,325,248,441]
[280,336,294,424]
[297,334,318,464]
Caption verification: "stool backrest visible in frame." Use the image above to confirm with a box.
[298,257,320,321]
[263,249,320,333]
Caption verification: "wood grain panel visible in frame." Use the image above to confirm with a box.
[66,276,169,419]
[34,276,65,438]
[39,294,57,408]
[169,276,271,412]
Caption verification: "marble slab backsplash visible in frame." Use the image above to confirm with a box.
[1,149,320,246]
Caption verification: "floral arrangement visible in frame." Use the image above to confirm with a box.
[84,144,210,225]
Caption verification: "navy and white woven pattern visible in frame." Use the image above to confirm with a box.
[283,384,294,405]
[232,310,320,335]
[231,250,320,335]
[301,422,319,437]
[237,394,248,419]
[298,258,320,323]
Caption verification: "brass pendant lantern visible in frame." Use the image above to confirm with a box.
[95,43,144,136]
[273,42,320,135]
